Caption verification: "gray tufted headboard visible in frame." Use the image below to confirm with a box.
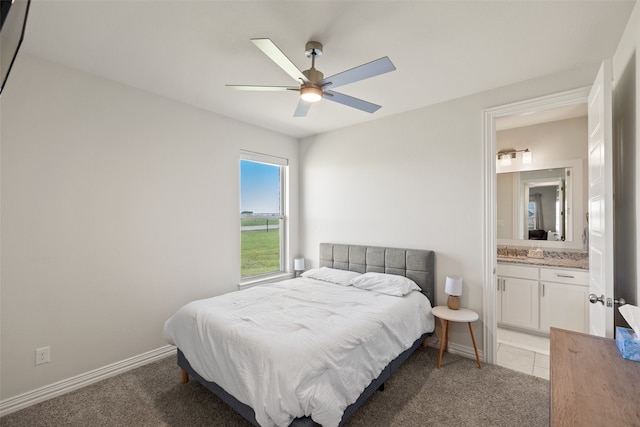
[319,243,436,304]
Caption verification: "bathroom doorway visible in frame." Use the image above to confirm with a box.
[482,87,591,368]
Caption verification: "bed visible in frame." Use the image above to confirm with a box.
[164,243,436,427]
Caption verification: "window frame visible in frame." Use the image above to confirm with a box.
[239,151,288,285]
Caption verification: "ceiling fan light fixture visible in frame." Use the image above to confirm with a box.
[300,86,322,103]
[228,38,396,116]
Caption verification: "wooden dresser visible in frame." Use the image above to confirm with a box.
[550,327,640,426]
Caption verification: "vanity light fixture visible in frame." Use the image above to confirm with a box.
[499,152,514,166]
[497,148,532,166]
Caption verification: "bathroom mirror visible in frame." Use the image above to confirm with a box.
[497,160,585,250]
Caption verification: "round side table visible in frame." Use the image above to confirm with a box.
[431,305,482,369]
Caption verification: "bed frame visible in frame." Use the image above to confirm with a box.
[177,243,436,427]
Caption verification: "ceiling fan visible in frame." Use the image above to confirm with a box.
[226,38,396,117]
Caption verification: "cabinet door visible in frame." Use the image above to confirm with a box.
[501,277,539,329]
[540,281,588,333]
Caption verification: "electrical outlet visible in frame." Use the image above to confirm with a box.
[35,346,50,365]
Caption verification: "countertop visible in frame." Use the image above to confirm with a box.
[497,250,589,270]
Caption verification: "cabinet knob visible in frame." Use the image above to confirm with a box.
[588,293,605,305]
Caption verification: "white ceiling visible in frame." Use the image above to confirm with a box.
[20,0,635,138]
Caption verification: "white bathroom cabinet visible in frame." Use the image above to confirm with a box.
[497,264,588,334]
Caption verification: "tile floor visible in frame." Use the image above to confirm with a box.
[497,327,550,380]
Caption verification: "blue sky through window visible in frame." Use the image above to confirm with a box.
[240,160,281,215]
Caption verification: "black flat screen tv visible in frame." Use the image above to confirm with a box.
[0,0,31,97]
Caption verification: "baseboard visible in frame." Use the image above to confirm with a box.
[0,345,176,417]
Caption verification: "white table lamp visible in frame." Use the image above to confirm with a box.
[294,257,305,277]
[445,275,463,310]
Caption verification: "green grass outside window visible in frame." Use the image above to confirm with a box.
[241,229,281,277]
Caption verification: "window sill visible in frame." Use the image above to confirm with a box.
[238,272,294,290]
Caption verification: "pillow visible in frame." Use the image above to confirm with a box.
[301,267,362,286]
[350,272,421,296]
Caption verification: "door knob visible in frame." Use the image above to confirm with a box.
[589,293,605,305]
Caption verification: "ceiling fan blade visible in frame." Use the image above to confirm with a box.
[324,90,382,113]
[251,38,309,84]
[319,57,396,89]
[293,100,312,117]
[226,85,298,91]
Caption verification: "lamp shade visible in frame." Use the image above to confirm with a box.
[444,276,463,296]
[294,257,305,271]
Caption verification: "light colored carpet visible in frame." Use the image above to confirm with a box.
[0,346,549,426]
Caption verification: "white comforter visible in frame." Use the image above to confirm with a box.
[163,277,434,427]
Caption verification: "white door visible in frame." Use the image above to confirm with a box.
[587,60,614,338]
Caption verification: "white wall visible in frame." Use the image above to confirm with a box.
[0,53,299,399]
[300,65,600,354]
[612,0,640,306]
[498,116,588,166]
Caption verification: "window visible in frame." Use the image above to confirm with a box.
[240,151,287,280]
[527,200,537,230]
